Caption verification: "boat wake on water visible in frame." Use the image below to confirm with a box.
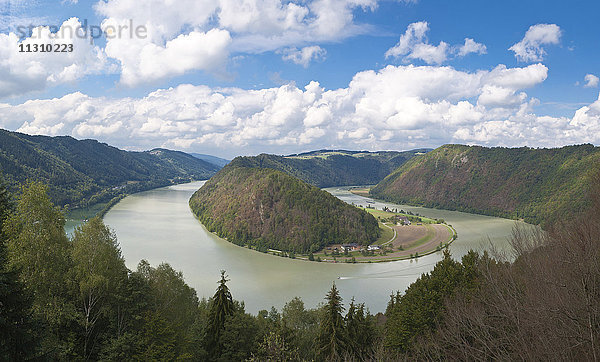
[336,260,439,280]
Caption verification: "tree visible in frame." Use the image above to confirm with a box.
[204,270,235,360]
[137,260,199,358]
[218,303,260,361]
[385,250,481,352]
[250,331,299,362]
[71,217,128,359]
[3,181,75,356]
[136,312,177,361]
[317,283,347,360]
[0,177,37,359]
[346,298,376,359]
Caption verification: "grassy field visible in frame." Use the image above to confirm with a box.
[350,187,371,196]
[361,207,438,224]
[375,222,395,245]
[303,202,456,263]
[285,151,347,160]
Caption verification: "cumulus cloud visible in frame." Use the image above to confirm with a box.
[0,0,421,92]
[102,24,232,87]
[584,74,599,88]
[3,62,595,157]
[280,45,326,67]
[509,24,562,62]
[385,21,446,64]
[92,0,380,86]
[458,38,487,56]
[0,17,108,97]
[385,22,486,64]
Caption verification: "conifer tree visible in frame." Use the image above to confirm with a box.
[204,270,234,360]
[318,283,347,360]
[346,299,375,359]
[345,298,359,356]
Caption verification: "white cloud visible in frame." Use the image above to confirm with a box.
[281,45,326,67]
[458,38,487,56]
[385,21,446,64]
[385,22,486,65]
[4,62,593,158]
[0,17,108,97]
[584,74,599,88]
[92,0,380,85]
[101,20,232,87]
[509,24,561,62]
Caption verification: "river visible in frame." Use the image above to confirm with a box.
[103,181,531,314]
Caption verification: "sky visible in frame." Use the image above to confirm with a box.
[0,0,599,158]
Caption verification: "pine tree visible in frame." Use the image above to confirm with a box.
[346,299,375,359]
[318,283,347,360]
[204,270,234,360]
[345,298,359,357]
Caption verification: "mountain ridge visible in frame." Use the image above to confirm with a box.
[371,144,600,225]
[0,129,221,209]
[227,148,430,188]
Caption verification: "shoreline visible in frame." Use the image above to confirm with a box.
[66,179,209,232]
[349,187,529,224]
[190,186,459,264]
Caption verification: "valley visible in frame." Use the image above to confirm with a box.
[103,181,531,314]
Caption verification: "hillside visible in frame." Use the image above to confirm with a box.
[189,165,380,253]
[0,129,221,209]
[190,153,230,168]
[227,149,429,188]
[371,144,600,225]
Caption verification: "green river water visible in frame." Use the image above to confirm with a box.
[101,181,533,314]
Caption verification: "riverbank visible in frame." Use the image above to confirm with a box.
[104,181,533,313]
[308,207,457,263]
[65,178,209,234]
[200,196,458,264]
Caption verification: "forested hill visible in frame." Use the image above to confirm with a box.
[189,165,380,253]
[371,144,600,225]
[228,149,430,187]
[0,129,221,209]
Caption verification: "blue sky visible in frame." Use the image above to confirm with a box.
[0,0,599,157]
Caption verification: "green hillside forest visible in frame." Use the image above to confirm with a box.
[0,129,221,210]
[371,144,600,225]
[189,165,380,253]
[228,149,429,188]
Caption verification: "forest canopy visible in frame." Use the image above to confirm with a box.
[372,144,600,226]
[189,165,380,253]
